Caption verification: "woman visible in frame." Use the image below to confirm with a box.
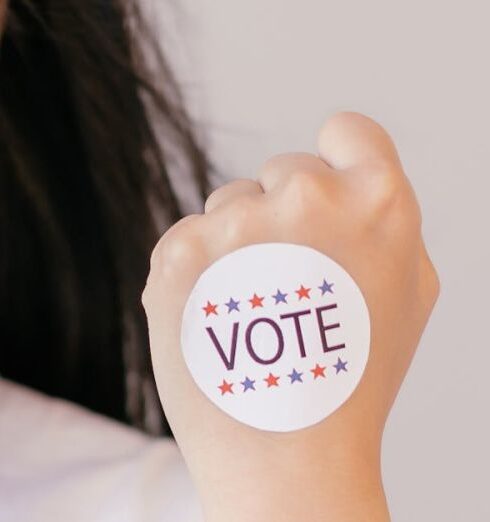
[1,1,440,521]
[0,0,210,436]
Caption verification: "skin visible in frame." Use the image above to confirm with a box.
[142,112,440,521]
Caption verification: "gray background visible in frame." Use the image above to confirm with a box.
[154,1,489,520]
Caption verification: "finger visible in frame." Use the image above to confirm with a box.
[257,152,337,193]
[317,112,402,171]
[204,178,263,213]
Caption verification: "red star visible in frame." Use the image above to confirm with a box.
[218,379,234,395]
[264,372,280,387]
[310,363,326,379]
[249,293,264,308]
[295,284,311,300]
[202,301,218,317]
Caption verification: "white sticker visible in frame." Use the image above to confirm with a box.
[181,243,370,432]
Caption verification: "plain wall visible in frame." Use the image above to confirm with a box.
[154,1,490,520]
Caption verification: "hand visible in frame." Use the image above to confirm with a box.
[142,112,440,521]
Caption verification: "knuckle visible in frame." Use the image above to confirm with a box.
[373,178,399,214]
[261,152,299,172]
[222,195,259,239]
[371,167,400,203]
[205,180,261,213]
[352,164,426,238]
[284,170,324,200]
[282,171,327,220]
[361,166,403,219]
[204,186,223,211]
[259,152,324,186]
[160,232,195,269]
[150,217,201,274]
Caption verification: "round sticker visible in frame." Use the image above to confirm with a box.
[181,242,370,432]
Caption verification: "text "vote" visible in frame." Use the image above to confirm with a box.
[205,304,346,371]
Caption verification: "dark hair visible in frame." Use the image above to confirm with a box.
[0,0,211,435]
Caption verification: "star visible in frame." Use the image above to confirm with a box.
[218,379,234,395]
[241,376,256,392]
[202,301,218,317]
[295,284,311,300]
[264,372,280,387]
[333,357,348,374]
[249,293,265,308]
[272,289,288,304]
[225,297,240,313]
[310,363,326,379]
[288,368,303,383]
[318,278,335,295]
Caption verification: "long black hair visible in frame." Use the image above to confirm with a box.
[0,0,211,435]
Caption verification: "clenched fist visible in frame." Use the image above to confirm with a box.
[142,112,439,522]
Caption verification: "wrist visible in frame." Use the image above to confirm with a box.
[194,421,388,522]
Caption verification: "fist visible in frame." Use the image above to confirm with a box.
[142,112,439,519]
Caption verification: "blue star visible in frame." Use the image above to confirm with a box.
[288,368,303,383]
[319,278,334,295]
[333,357,348,374]
[225,297,240,313]
[272,289,288,304]
[241,376,256,392]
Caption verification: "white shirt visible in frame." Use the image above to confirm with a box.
[0,379,203,522]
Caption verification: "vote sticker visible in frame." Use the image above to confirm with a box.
[181,242,370,432]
